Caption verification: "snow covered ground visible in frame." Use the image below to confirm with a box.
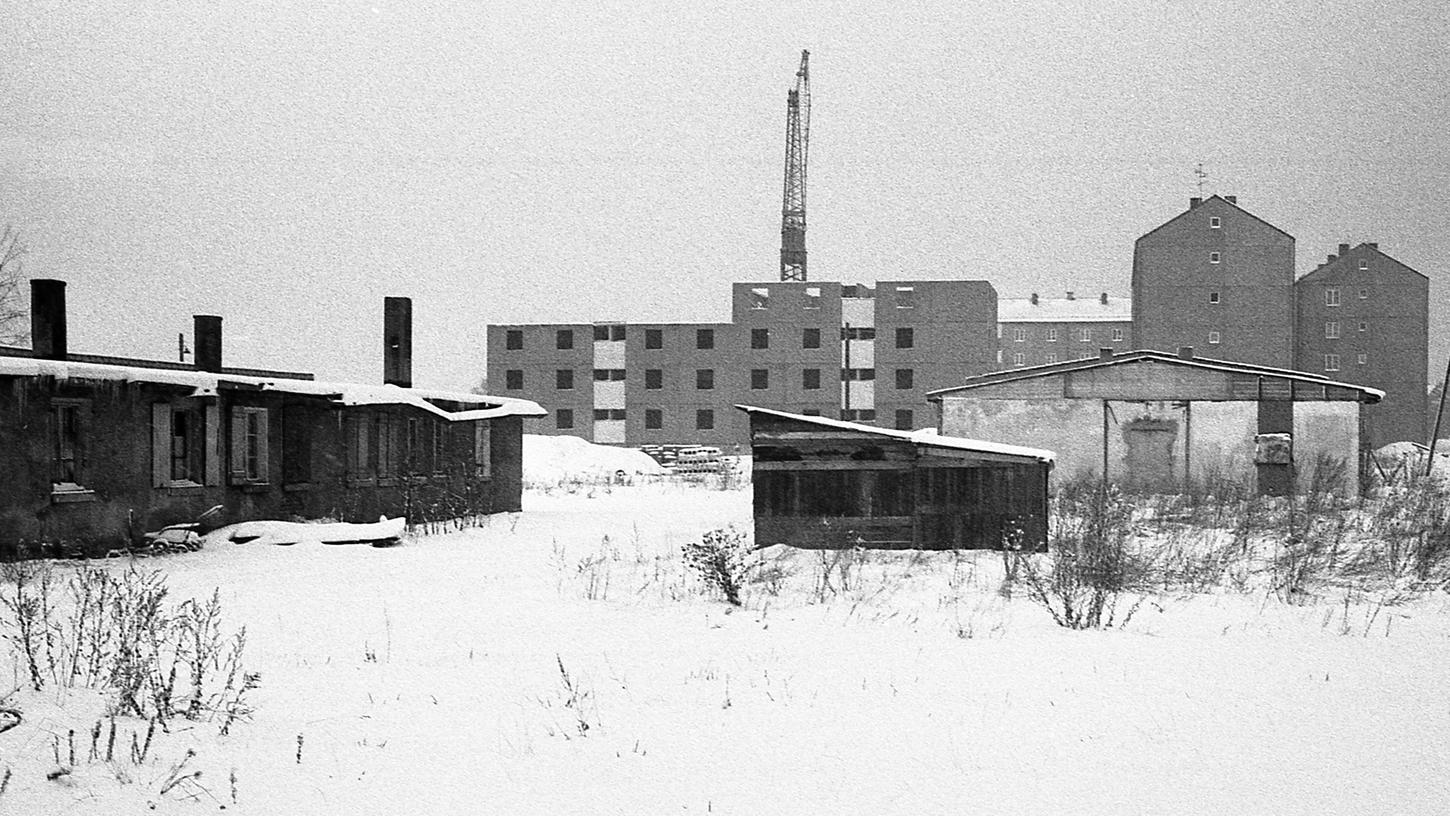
[3,482,1450,814]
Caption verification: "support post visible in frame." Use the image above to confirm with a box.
[1427,355,1450,478]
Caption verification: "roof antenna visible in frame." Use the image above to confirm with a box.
[1194,162,1208,197]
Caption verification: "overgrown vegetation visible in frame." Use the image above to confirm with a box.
[683,526,752,606]
[0,564,256,733]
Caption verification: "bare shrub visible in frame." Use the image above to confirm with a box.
[683,526,752,606]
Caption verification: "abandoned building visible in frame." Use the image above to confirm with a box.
[737,405,1054,551]
[927,348,1384,497]
[0,280,544,557]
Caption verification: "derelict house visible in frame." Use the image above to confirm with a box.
[737,405,1054,551]
[928,348,1384,498]
[0,281,544,558]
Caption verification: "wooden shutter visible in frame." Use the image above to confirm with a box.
[229,407,246,482]
[151,403,170,487]
[255,408,270,481]
[475,422,492,479]
[204,403,222,485]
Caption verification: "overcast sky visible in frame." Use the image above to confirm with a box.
[3,0,1446,392]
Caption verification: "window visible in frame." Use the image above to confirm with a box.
[843,368,875,381]
[802,368,821,390]
[344,413,371,481]
[1325,354,1340,372]
[611,325,625,341]
[803,327,821,349]
[645,369,663,389]
[594,325,609,341]
[802,408,821,417]
[696,328,714,349]
[281,404,312,484]
[593,325,626,341]
[1012,352,1025,366]
[1209,292,1220,304]
[556,409,574,429]
[1358,288,1368,300]
[229,406,269,484]
[1325,287,1340,307]
[895,368,913,390]
[1358,321,1367,333]
[1325,321,1340,339]
[1078,328,1091,342]
[505,370,523,390]
[592,368,625,381]
[1357,353,1368,366]
[1209,216,1221,229]
[696,409,715,430]
[1111,328,1124,342]
[1045,353,1058,364]
[749,287,770,309]
[1013,327,1026,343]
[843,326,876,341]
[696,369,714,390]
[804,287,821,308]
[404,417,426,475]
[152,403,207,487]
[49,400,87,489]
[593,409,626,421]
[751,369,769,390]
[505,329,523,350]
[751,328,769,349]
[1209,252,1221,264]
[1046,328,1058,343]
[1358,259,1369,271]
[645,409,662,430]
[896,327,915,349]
[556,329,573,350]
[474,422,491,479]
[1208,331,1221,345]
[894,409,913,431]
[556,369,574,390]
[644,329,663,349]
[374,412,397,478]
[894,286,915,309]
[841,409,876,421]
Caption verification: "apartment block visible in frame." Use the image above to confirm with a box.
[487,279,1000,445]
[1295,242,1429,447]
[997,292,1132,368]
[1133,195,1295,368]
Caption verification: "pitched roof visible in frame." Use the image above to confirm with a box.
[0,354,546,420]
[1296,242,1429,283]
[734,404,1056,464]
[925,349,1384,403]
[998,295,1131,323]
[1134,194,1294,244]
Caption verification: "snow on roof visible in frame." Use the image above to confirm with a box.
[926,349,1386,403]
[998,295,1131,323]
[0,355,546,419]
[734,405,1055,464]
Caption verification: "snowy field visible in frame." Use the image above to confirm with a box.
[3,478,1450,814]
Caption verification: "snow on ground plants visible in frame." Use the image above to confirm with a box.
[3,481,1450,814]
[523,434,666,486]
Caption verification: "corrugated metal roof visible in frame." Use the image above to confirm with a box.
[925,349,1385,403]
[734,404,1056,464]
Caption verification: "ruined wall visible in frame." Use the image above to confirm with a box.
[1293,401,1360,497]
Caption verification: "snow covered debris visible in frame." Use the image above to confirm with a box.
[204,516,407,546]
[523,434,667,484]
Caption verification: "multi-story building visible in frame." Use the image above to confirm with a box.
[487,279,999,446]
[1133,195,1295,368]
[997,292,1133,368]
[1295,242,1429,448]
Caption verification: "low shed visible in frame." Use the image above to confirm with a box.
[737,405,1055,551]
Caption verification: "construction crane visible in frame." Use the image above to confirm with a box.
[780,50,810,282]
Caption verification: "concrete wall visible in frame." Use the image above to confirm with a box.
[1292,401,1359,495]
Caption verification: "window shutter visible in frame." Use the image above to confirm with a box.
[151,403,171,488]
[475,422,492,479]
[255,409,270,480]
[204,403,222,485]
[229,407,246,482]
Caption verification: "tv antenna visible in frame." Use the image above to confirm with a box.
[1193,163,1208,196]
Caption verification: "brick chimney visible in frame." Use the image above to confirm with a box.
[1178,346,1195,360]
[383,297,413,388]
[1065,291,1075,301]
[1338,243,1350,255]
[193,315,223,373]
[1029,292,1038,305]
[1099,292,1108,305]
[30,279,67,360]
[1189,197,1202,208]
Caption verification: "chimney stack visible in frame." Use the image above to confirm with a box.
[1189,197,1202,208]
[1099,292,1108,305]
[1366,242,1378,249]
[1029,292,1038,305]
[1327,254,1336,264]
[1338,243,1350,255]
[1065,291,1075,300]
[1224,195,1237,204]
[1178,346,1195,360]
[193,315,223,373]
[383,297,413,388]
[29,279,67,361]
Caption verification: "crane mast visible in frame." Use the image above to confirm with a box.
[780,50,810,282]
